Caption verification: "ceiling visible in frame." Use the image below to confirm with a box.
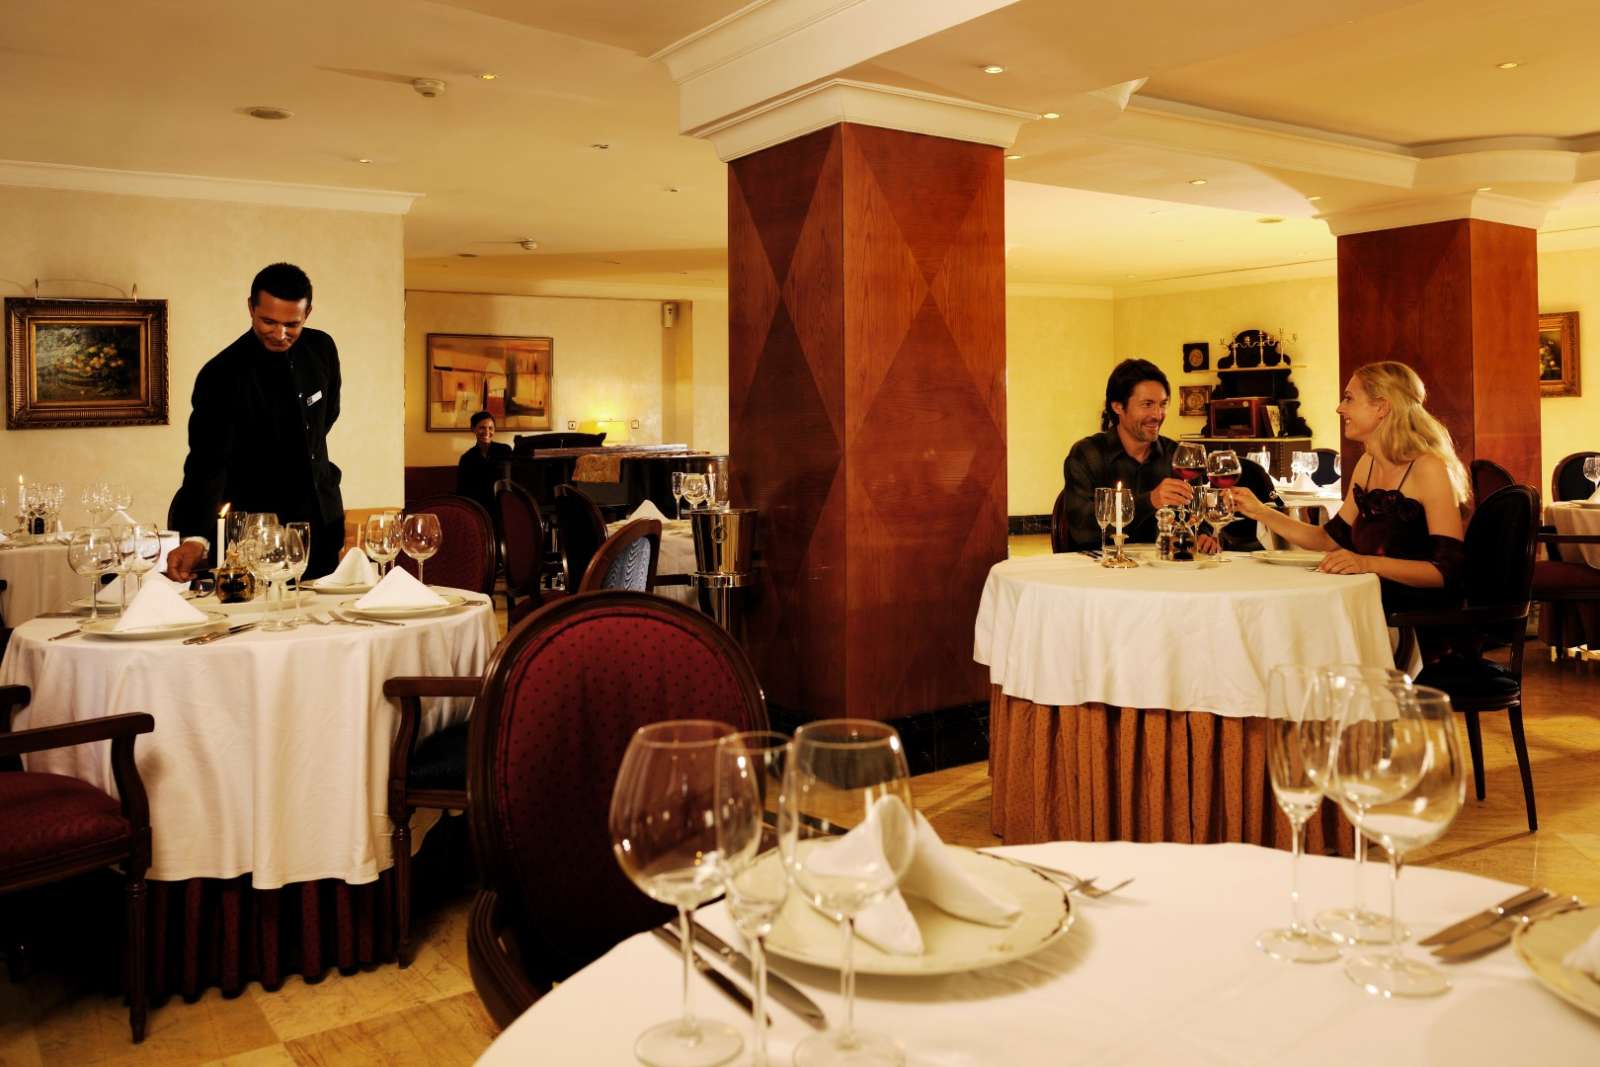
[4,0,1599,296]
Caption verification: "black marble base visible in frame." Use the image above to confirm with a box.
[767,701,990,776]
[1008,514,1050,535]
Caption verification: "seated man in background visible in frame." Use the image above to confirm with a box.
[456,410,511,514]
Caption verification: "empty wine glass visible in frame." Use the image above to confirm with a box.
[1093,487,1114,556]
[715,732,793,1067]
[1198,487,1233,556]
[610,720,743,1067]
[1291,451,1317,484]
[123,522,162,598]
[364,512,401,576]
[401,513,442,586]
[1247,449,1272,477]
[682,473,709,512]
[671,470,686,519]
[285,523,311,624]
[67,527,117,623]
[1584,455,1600,496]
[1256,666,1340,963]
[1345,686,1464,997]
[248,526,295,631]
[781,720,915,1067]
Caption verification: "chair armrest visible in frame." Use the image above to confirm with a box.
[383,677,480,813]
[0,684,30,734]
[1538,532,1600,544]
[1387,604,1529,629]
[382,677,482,700]
[0,711,154,759]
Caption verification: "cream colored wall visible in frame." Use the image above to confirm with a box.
[404,290,671,467]
[1005,296,1117,514]
[1537,245,1600,489]
[0,184,404,524]
[690,297,730,454]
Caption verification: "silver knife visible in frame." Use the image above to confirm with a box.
[693,924,826,1029]
[650,925,769,1026]
[48,627,82,641]
[183,623,258,645]
[1419,887,1548,946]
[1433,896,1583,962]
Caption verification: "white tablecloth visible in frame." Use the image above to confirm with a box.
[607,517,696,606]
[1547,502,1600,569]
[974,553,1394,717]
[478,841,1598,1065]
[0,533,178,627]
[0,588,496,887]
[1262,487,1344,548]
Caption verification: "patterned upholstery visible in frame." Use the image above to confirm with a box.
[396,494,496,596]
[470,593,768,987]
[0,772,127,870]
[601,538,652,590]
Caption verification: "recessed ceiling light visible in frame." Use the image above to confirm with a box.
[1188,178,1208,186]
[1005,154,1023,161]
[590,143,611,150]
[1477,186,1494,192]
[244,106,293,121]
[478,72,499,80]
[1257,217,1285,224]
[355,158,373,165]
[1496,61,1520,70]
[982,65,1006,75]
[1307,195,1323,202]
[1042,112,1060,120]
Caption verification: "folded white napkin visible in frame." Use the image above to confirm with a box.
[1562,923,1600,978]
[109,508,138,526]
[804,798,1021,956]
[628,499,669,524]
[353,565,448,610]
[114,573,207,631]
[323,548,379,586]
[1588,482,1600,503]
[1290,473,1320,493]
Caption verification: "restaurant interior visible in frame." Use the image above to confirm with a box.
[1,1,1599,1064]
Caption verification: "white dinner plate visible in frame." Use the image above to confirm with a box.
[1514,906,1600,1021]
[1252,549,1326,567]
[345,592,468,619]
[303,579,375,595]
[81,609,228,641]
[763,849,1072,976]
[1148,557,1223,570]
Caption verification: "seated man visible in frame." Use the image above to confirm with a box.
[457,410,512,514]
[1061,359,1204,551]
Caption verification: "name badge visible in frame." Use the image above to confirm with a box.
[306,390,323,406]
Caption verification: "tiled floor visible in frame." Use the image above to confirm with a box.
[4,536,1598,1064]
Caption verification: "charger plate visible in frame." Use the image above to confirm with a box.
[303,579,374,595]
[763,849,1071,976]
[345,592,467,619]
[1252,549,1326,567]
[1514,906,1600,1020]
[82,609,227,641]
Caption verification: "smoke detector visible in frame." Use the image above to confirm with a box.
[412,78,447,99]
[519,239,539,251]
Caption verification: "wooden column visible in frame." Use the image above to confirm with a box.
[728,123,1006,721]
[1336,218,1540,488]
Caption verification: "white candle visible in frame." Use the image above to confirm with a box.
[217,503,230,565]
[16,474,24,509]
[1114,480,1125,527]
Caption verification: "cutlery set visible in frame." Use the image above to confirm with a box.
[183,623,258,646]
[1424,888,1585,962]
[650,922,825,1030]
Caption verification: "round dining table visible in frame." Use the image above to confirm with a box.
[974,551,1396,850]
[0,531,178,627]
[475,841,1599,1064]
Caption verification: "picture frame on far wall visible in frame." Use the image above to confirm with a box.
[1178,384,1212,419]
[425,332,554,432]
[1182,341,1210,372]
[5,297,169,429]
[1538,311,1580,397]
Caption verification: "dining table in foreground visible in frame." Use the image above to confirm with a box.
[975,551,1397,850]
[476,841,1598,1065]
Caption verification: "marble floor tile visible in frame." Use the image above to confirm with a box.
[280,992,495,1067]
[248,943,472,1044]
[28,979,277,1067]
[195,1045,300,1067]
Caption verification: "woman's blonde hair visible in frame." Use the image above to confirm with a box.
[1352,361,1470,505]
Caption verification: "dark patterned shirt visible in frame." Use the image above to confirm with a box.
[1061,429,1177,550]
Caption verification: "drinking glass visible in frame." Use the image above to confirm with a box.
[714,732,793,1067]
[671,470,686,519]
[1292,451,1317,482]
[284,523,310,624]
[248,526,295,631]
[781,720,915,1067]
[401,513,442,586]
[67,527,117,624]
[610,720,743,1067]
[1093,487,1114,555]
[1345,686,1464,997]
[1256,666,1340,963]
[123,522,162,597]
[364,513,401,576]
[682,473,709,512]
[1247,450,1272,477]
[1197,487,1232,556]
[1206,449,1242,490]
[1583,455,1600,495]
[1171,442,1208,486]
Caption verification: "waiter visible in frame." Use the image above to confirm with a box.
[165,263,345,580]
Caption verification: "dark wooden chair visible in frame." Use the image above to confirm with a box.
[0,686,154,1042]
[0,578,9,662]
[577,519,661,593]
[551,484,609,594]
[1311,447,1341,487]
[1534,454,1600,660]
[1049,489,1070,553]
[464,592,768,1028]
[493,479,549,618]
[1393,485,1540,831]
[396,494,498,597]
[1469,458,1515,506]
[1551,451,1600,504]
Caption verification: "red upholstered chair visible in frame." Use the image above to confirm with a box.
[396,494,497,597]
[576,519,661,593]
[0,686,153,1042]
[494,478,550,618]
[464,592,768,1029]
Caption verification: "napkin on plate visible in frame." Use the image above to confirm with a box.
[1288,473,1320,493]
[323,548,379,586]
[1588,482,1600,503]
[1562,922,1600,978]
[96,570,176,605]
[109,508,139,526]
[352,565,448,610]
[628,499,670,524]
[803,797,1022,955]
[113,573,207,632]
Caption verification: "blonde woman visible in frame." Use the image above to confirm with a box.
[1229,361,1468,610]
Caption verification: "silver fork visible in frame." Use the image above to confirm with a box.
[329,611,371,627]
[1010,858,1134,898]
[301,612,331,626]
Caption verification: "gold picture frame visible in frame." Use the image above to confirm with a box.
[426,333,553,432]
[5,297,168,429]
[1539,311,1580,398]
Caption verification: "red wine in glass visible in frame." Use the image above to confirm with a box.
[1210,475,1239,489]
[1174,467,1203,482]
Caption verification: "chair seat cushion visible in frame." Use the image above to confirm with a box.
[409,722,468,792]
[0,772,128,871]
[1532,559,1600,596]
[1415,658,1521,706]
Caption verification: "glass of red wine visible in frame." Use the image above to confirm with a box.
[1171,442,1208,529]
[1207,449,1242,489]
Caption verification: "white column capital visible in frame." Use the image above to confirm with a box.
[1321,191,1549,237]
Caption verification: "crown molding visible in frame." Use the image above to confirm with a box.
[1321,191,1549,236]
[1112,258,1337,299]
[694,78,1035,161]
[1005,282,1114,300]
[0,159,421,215]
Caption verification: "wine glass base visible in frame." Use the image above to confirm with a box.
[634,1018,743,1067]
[793,1029,905,1067]
[1256,927,1341,963]
[1315,907,1408,945]
[1344,950,1450,998]
[259,620,296,632]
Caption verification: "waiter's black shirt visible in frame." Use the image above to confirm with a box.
[1061,429,1176,549]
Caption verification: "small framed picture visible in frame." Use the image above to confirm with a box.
[1182,342,1210,372]
[1178,384,1212,419]
[1538,311,1580,397]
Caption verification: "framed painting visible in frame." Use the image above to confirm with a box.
[5,297,168,429]
[1178,384,1212,418]
[1538,312,1580,398]
[426,333,553,432]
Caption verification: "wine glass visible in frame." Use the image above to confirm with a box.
[715,732,794,1067]
[1345,685,1464,997]
[1093,487,1114,556]
[401,513,442,586]
[781,720,915,1067]
[123,522,163,598]
[1583,455,1600,496]
[1247,450,1272,477]
[1291,451,1316,483]
[284,523,311,625]
[1206,449,1242,490]
[1256,666,1340,963]
[682,473,709,512]
[610,720,743,1067]
[364,513,401,576]
[67,527,117,624]
[671,470,686,519]
[248,526,295,631]
[1171,442,1207,486]
[1197,487,1233,556]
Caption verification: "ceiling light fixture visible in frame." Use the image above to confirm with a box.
[1477,186,1494,192]
[519,239,539,251]
[1042,112,1060,120]
[1257,217,1284,224]
[355,158,373,165]
[1005,154,1023,161]
[479,72,498,80]
[1188,178,1207,186]
[1496,61,1520,70]
[1307,195,1323,202]
[982,65,1006,75]
[457,252,478,258]
[244,106,293,121]
[590,143,610,150]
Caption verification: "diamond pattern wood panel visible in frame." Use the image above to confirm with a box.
[729,123,1007,720]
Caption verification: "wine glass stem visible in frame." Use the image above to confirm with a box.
[840,915,858,1048]
[1288,816,1306,933]
[87,577,99,623]
[418,559,425,586]
[1352,816,1367,914]
[1387,851,1404,967]
[752,935,769,1067]
[677,908,699,1037]
[1099,524,1108,555]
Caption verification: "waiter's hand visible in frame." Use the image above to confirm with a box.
[165,541,207,581]
[1150,478,1194,509]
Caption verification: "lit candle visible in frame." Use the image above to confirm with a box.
[16,474,24,509]
[1114,480,1125,527]
[217,503,230,565]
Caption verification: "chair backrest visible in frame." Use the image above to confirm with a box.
[467,591,768,984]
[512,432,606,456]
[1469,458,1514,504]
[552,484,609,589]
[1311,448,1341,487]
[578,519,660,593]
[1551,451,1599,502]
[396,494,497,596]
[1049,489,1070,553]
[1462,484,1539,611]
[494,479,544,601]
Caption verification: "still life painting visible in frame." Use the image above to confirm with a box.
[6,297,168,428]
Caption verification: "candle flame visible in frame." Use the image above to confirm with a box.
[219,502,232,517]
